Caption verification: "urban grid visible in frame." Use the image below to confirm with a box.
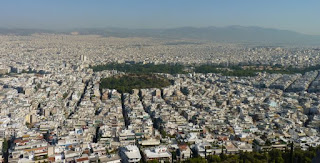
[0,34,320,163]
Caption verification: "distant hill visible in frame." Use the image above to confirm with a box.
[61,26,320,45]
[160,26,320,44]
[1,26,320,45]
[0,28,54,35]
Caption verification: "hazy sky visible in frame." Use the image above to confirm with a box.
[1,0,319,35]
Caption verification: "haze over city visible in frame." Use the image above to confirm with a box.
[1,0,320,35]
[0,1,320,163]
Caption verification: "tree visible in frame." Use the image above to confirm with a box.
[63,92,68,99]
[2,138,9,162]
[207,155,221,162]
[289,142,294,163]
[269,149,283,163]
[265,139,272,146]
[184,157,207,163]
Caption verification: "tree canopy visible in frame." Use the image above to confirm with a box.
[100,74,172,93]
[91,63,187,74]
[184,146,320,163]
[92,62,320,77]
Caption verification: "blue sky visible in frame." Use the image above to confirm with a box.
[0,0,319,35]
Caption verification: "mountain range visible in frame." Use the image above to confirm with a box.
[1,26,319,45]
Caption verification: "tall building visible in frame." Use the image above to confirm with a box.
[80,55,87,62]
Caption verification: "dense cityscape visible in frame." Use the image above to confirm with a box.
[0,34,320,162]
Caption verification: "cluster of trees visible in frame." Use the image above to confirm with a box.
[287,64,320,74]
[194,65,259,77]
[193,64,320,77]
[92,62,320,77]
[182,146,320,163]
[91,63,186,74]
[100,74,171,93]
